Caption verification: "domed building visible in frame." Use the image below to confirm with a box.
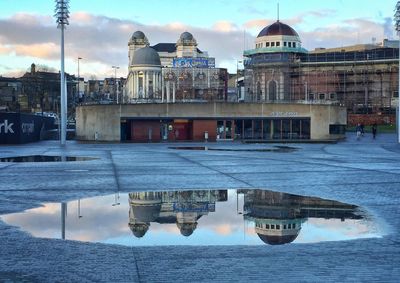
[244,20,307,102]
[124,30,227,105]
[126,46,162,100]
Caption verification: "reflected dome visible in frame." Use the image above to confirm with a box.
[177,222,198,237]
[254,218,303,245]
[129,223,149,238]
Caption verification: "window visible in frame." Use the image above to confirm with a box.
[293,42,296,48]
[266,42,270,47]
[271,224,275,229]
[284,42,287,47]
[276,225,280,230]
[276,42,280,47]
[288,224,291,229]
[293,223,296,228]
[288,42,292,47]
[319,93,325,100]
[283,224,287,229]
[266,224,270,229]
[329,124,346,134]
[271,42,275,47]
[330,93,336,100]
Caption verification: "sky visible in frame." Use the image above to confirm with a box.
[0,0,397,79]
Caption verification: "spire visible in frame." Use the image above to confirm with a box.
[277,3,280,22]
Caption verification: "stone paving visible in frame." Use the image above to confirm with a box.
[0,133,399,282]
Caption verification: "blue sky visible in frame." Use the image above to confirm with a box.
[0,0,397,78]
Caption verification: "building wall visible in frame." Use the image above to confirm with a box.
[76,102,346,142]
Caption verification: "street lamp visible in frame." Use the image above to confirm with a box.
[77,57,82,105]
[54,0,69,146]
[112,66,120,104]
[395,1,400,143]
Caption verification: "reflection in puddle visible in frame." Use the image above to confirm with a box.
[0,155,98,162]
[169,146,297,152]
[1,189,382,246]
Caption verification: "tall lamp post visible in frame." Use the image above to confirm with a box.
[112,66,120,104]
[395,1,400,143]
[54,0,69,146]
[77,57,82,105]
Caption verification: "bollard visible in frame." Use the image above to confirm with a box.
[204,131,208,142]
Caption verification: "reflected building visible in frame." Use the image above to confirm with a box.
[242,189,361,245]
[128,190,227,238]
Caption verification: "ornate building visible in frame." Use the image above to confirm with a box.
[244,21,399,120]
[125,31,227,103]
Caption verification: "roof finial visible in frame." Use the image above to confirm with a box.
[277,3,280,22]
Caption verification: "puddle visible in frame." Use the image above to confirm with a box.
[169,146,297,152]
[1,189,382,246]
[0,155,98,162]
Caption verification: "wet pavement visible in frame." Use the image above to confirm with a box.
[0,133,400,282]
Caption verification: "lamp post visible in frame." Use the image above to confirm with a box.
[395,1,400,143]
[77,57,82,104]
[54,0,69,146]
[112,66,120,104]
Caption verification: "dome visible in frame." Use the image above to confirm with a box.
[177,222,197,237]
[131,30,146,40]
[129,223,149,238]
[131,47,161,66]
[257,233,299,245]
[257,21,299,38]
[180,31,194,41]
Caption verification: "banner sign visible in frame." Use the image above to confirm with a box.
[173,58,215,68]
[0,113,55,144]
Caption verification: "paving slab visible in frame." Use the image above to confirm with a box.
[0,133,399,282]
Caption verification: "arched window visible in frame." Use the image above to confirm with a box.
[256,81,262,101]
[268,80,277,101]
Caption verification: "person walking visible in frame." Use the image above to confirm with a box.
[356,123,362,140]
[372,124,377,139]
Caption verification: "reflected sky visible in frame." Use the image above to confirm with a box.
[1,189,383,246]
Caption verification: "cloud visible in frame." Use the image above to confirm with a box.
[14,43,59,59]
[212,21,238,33]
[0,11,395,78]
[301,18,391,50]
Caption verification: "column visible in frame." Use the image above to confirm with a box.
[135,72,139,98]
[166,81,170,103]
[172,82,176,103]
[162,74,165,102]
[153,72,156,99]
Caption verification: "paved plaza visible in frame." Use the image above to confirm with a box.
[0,133,400,282]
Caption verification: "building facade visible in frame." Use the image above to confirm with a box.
[125,31,227,103]
[244,21,399,121]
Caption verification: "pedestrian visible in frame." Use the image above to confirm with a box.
[360,123,365,136]
[356,123,362,139]
[372,124,377,139]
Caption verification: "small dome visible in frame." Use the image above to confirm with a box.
[180,31,194,41]
[129,223,149,238]
[131,47,161,66]
[257,21,299,37]
[177,222,197,237]
[132,30,146,40]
